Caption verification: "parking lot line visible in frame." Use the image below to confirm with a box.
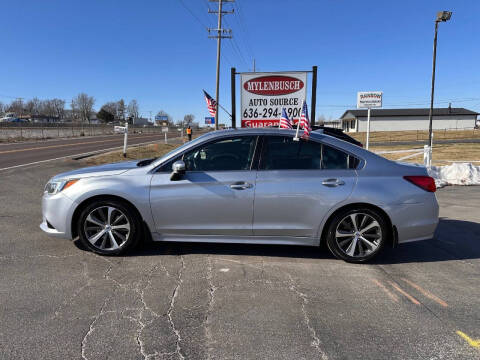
[401,278,448,307]
[456,331,480,348]
[371,279,399,303]
[389,281,421,305]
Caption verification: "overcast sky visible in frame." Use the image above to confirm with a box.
[1,0,479,125]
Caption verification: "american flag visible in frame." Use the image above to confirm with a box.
[299,100,311,138]
[203,90,217,117]
[279,108,293,129]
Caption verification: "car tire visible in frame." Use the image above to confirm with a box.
[77,199,141,255]
[325,207,388,263]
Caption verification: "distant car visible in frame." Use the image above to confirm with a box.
[9,118,28,123]
[0,112,17,123]
[40,128,438,262]
[312,126,363,147]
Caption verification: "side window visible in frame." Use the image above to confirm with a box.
[260,136,322,170]
[260,136,358,170]
[182,136,257,171]
[322,144,349,169]
[157,157,178,172]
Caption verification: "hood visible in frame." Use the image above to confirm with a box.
[51,160,140,180]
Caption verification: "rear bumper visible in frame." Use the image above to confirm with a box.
[386,197,439,244]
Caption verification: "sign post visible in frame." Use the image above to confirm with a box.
[162,126,169,144]
[122,122,129,157]
[357,91,383,149]
[240,71,307,128]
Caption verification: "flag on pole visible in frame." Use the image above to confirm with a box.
[203,90,217,117]
[299,100,311,138]
[279,108,293,129]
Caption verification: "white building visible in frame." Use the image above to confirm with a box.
[339,107,478,132]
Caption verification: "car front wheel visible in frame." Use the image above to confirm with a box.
[77,200,141,255]
[326,207,388,263]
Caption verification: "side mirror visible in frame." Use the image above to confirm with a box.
[170,160,186,181]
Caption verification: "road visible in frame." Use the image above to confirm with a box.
[0,133,180,170]
[0,160,479,359]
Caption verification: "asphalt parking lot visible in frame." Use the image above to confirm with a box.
[1,160,479,360]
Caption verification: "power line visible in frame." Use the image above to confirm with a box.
[223,16,248,68]
[177,0,209,29]
[232,0,255,61]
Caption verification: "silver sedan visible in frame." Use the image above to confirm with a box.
[40,128,439,262]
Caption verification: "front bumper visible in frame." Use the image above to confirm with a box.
[39,220,68,238]
[40,192,77,240]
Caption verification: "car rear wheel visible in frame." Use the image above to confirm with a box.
[326,208,388,263]
[77,200,141,255]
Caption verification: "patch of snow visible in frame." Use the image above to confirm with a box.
[427,162,480,188]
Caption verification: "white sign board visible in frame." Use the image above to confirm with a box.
[357,91,383,108]
[114,126,126,134]
[240,71,307,127]
[161,127,169,133]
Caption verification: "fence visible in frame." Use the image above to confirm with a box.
[0,123,176,141]
[350,127,480,144]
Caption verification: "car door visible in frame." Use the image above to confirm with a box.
[150,135,259,236]
[253,135,357,238]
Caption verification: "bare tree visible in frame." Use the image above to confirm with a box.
[41,100,57,118]
[25,98,41,116]
[183,114,195,128]
[70,99,79,122]
[51,99,65,120]
[0,101,4,115]
[117,99,126,121]
[127,99,139,121]
[72,93,95,123]
[156,110,174,126]
[7,99,25,115]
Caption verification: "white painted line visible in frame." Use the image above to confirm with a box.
[0,139,172,172]
[375,148,423,155]
[397,152,424,161]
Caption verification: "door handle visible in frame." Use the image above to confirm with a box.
[230,181,253,190]
[322,178,345,187]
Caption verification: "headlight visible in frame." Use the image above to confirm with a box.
[44,179,79,195]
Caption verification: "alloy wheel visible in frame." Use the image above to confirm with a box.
[335,212,382,258]
[83,206,131,251]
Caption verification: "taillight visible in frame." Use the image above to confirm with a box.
[403,176,436,192]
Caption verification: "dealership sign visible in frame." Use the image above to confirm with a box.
[357,91,383,109]
[241,72,307,127]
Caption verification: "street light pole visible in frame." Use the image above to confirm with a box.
[428,21,439,150]
[427,11,452,165]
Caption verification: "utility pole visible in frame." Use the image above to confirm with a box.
[208,0,233,130]
[16,97,24,117]
[253,59,255,72]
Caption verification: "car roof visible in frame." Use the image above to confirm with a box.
[204,127,321,138]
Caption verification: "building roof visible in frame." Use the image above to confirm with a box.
[340,108,479,119]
